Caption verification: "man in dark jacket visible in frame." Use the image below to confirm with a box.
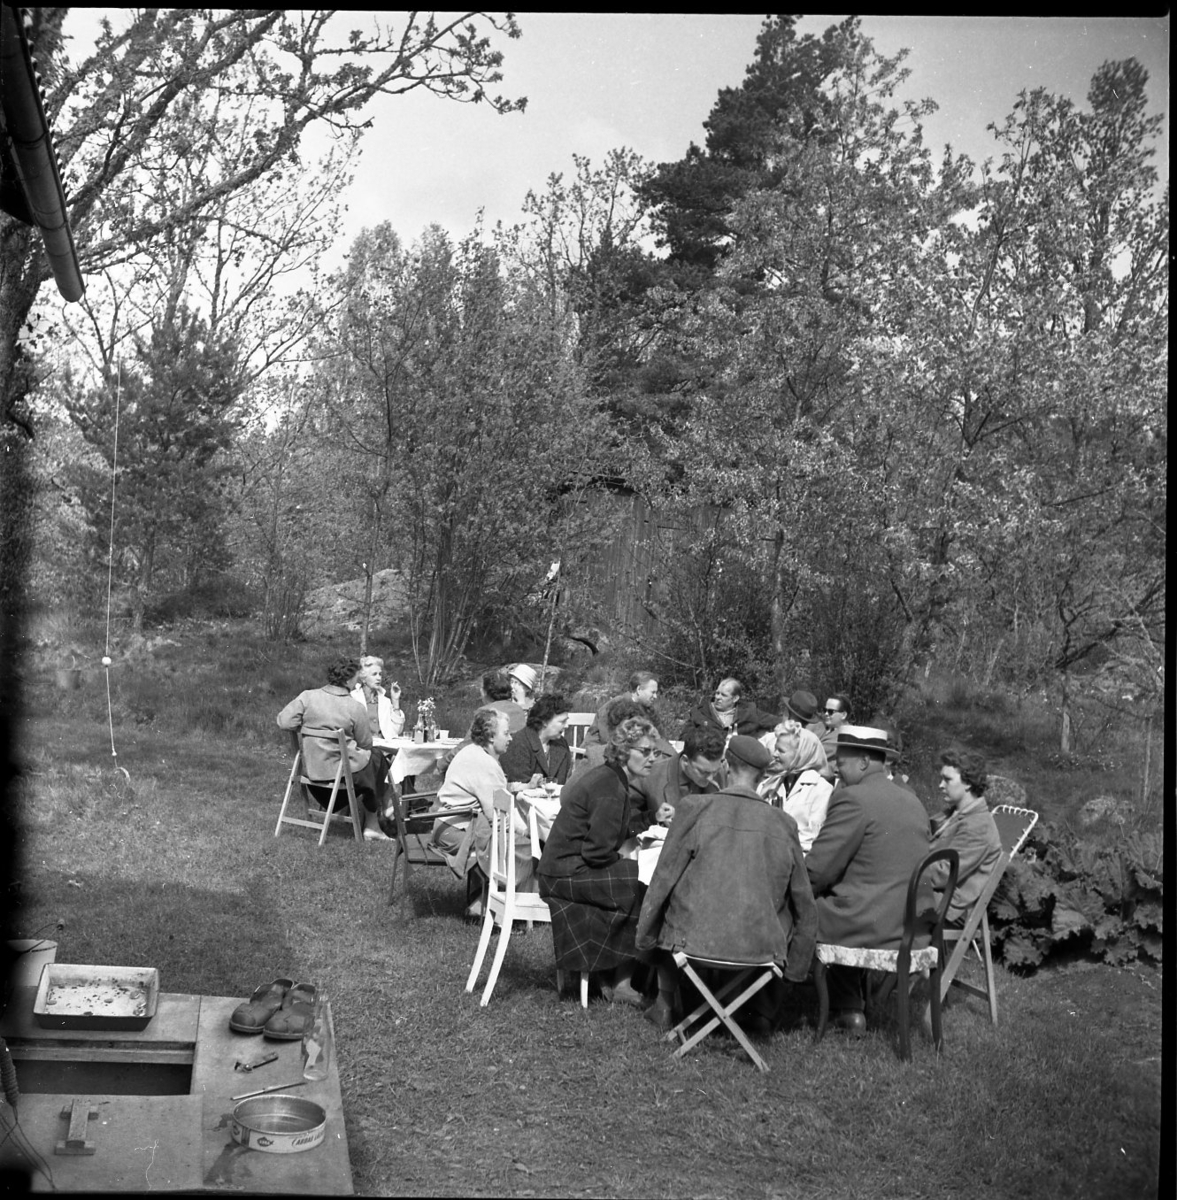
[678,677,779,741]
[632,726,727,822]
[637,735,817,1036]
[586,671,661,746]
[806,725,930,1035]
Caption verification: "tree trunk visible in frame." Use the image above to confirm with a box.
[1059,669,1072,753]
[768,526,789,698]
[540,571,561,692]
[359,560,374,656]
[1140,711,1153,809]
[0,221,46,439]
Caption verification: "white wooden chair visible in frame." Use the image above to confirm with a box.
[465,788,588,1007]
[275,729,364,846]
[564,713,596,760]
[938,804,1040,1024]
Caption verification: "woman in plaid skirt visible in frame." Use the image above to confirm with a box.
[538,717,660,1006]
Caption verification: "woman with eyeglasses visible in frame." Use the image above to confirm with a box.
[538,717,660,1007]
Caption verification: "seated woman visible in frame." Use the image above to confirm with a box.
[927,747,1002,926]
[499,693,573,787]
[350,654,405,821]
[276,655,390,841]
[349,655,406,742]
[537,716,659,1006]
[430,709,535,916]
[507,663,539,714]
[436,668,526,781]
[569,696,646,780]
[757,722,833,853]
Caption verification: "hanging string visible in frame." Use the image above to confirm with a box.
[102,360,121,760]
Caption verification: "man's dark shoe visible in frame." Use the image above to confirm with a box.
[644,996,676,1032]
[833,1009,867,1037]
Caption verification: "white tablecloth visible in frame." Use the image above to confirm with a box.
[514,788,563,846]
[374,737,462,786]
[636,828,666,885]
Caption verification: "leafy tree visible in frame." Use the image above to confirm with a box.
[3,8,526,434]
[633,21,972,705]
[308,222,618,681]
[63,308,243,632]
[882,59,1167,739]
[639,15,859,281]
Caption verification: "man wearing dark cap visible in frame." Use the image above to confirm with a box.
[805,725,930,1035]
[637,734,817,1037]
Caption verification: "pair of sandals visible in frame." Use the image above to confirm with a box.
[229,978,317,1038]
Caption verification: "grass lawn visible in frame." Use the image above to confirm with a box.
[5,626,1163,1198]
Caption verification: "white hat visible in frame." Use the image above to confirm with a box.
[508,663,538,693]
[833,725,890,755]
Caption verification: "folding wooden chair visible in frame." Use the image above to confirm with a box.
[938,805,1040,1024]
[385,785,477,905]
[466,789,588,1007]
[813,849,959,1061]
[275,728,364,846]
[663,954,785,1072]
[564,713,596,760]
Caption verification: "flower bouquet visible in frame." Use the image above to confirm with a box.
[416,697,437,741]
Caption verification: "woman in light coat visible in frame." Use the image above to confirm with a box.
[758,723,833,853]
[349,655,405,741]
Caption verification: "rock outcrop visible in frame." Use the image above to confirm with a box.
[301,569,411,636]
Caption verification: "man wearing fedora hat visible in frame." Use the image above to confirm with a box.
[784,689,826,739]
[679,677,780,742]
[805,724,930,1035]
[638,735,817,1036]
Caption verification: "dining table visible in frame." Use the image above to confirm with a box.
[514,786,563,845]
[373,736,463,787]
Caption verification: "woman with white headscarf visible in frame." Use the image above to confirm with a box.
[758,722,833,853]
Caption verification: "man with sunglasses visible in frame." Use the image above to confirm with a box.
[820,693,851,767]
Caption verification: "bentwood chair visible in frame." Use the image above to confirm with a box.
[466,789,588,1007]
[813,849,959,1061]
[937,805,1040,1025]
[275,728,364,846]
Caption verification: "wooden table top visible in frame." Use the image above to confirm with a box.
[0,987,353,1194]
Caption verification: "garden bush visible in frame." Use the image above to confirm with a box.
[990,820,1163,970]
[145,576,257,625]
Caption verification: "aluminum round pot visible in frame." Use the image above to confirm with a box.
[230,1095,327,1154]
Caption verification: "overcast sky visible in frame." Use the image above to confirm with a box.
[327,14,1169,256]
[62,13,1169,262]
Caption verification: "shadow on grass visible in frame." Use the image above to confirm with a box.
[20,868,299,999]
